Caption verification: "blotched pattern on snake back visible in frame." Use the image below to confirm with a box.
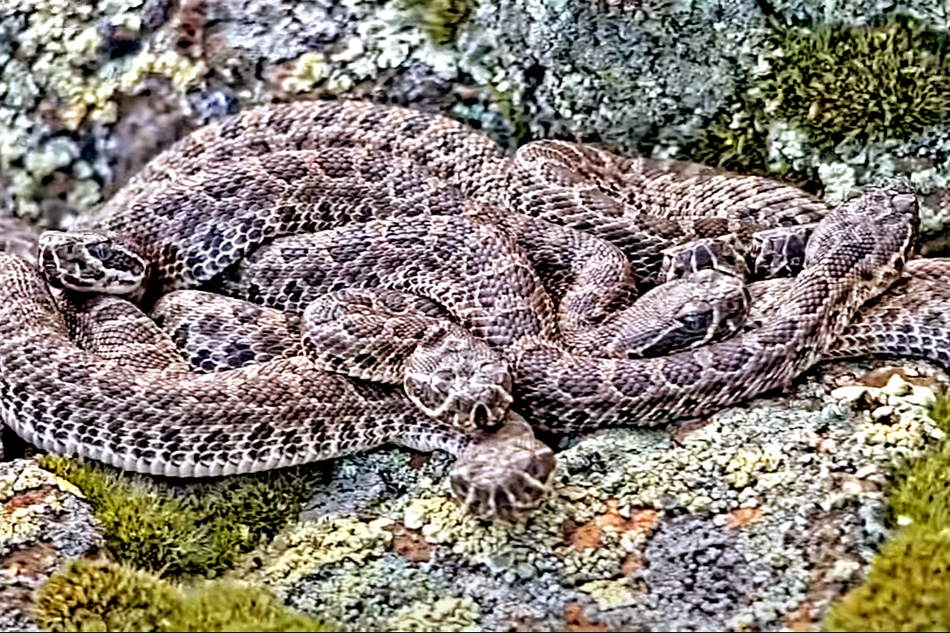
[0,100,924,484]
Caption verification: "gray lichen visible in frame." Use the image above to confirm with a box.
[240,364,943,631]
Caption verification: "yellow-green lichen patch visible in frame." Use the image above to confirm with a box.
[39,456,321,577]
[578,578,637,610]
[402,0,474,46]
[386,595,480,632]
[825,394,950,630]
[245,517,394,586]
[402,495,569,577]
[34,558,329,632]
[758,15,950,146]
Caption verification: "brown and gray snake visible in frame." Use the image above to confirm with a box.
[0,99,940,517]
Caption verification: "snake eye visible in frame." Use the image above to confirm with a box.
[681,312,710,332]
[88,242,113,261]
[678,301,713,333]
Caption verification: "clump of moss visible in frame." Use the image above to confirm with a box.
[690,104,772,176]
[759,15,950,146]
[404,0,475,45]
[690,14,950,184]
[35,558,328,632]
[40,456,322,577]
[888,396,950,529]
[823,526,950,632]
[825,395,950,630]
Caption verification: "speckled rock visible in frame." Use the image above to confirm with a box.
[0,459,102,632]
[233,362,944,631]
[7,0,950,250]
[457,0,769,151]
[765,0,950,27]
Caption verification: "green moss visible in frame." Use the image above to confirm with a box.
[40,456,322,577]
[888,393,950,529]
[691,15,950,186]
[826,395,950,630]
[823,526,950,632]
[759,15,950,146]
[691,103,772,176]
[404,0,474,46]
[35,558,329,632]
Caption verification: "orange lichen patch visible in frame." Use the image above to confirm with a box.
[4,489,49,511]
[386,524,431,563]
[817,437,837,453]
[569,500,659,550]
[784,600,816,632]
[563,604,610,632]
[724,507,763,529]
[620,554,643,577]
[860,366,938,388]
[408,453,431,470]
[1,542,57,580]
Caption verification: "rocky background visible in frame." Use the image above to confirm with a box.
[3,0,950,631]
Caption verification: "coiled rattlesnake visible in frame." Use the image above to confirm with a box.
[0,100,925,516]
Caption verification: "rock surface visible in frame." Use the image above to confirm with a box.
[0,459,102,632]
[236,364,944,631]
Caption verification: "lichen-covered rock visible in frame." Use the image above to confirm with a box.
[7,0,950,251]
[458,0,768,151]
[0,459,102,632]
[239,363,944,631]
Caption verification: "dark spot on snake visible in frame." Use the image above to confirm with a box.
[261,153,311,183]
[389,230,425,250]
[359,159,390,183]
[556,363,602,399]
[248,423,275,441]
[222,341,256,368]
[662,357,704,386]
[579,189,624,218]
[270,115,295,136]
[562,409,592,428]
[612,362,655,394]
[710,345,755,373]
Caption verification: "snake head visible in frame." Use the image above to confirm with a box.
[39,231,147,295]
[404,330,513,433]
[449,412,556,519]
[583,269,750,358]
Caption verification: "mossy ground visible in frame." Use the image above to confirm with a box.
[34,458,334,631]
[825,395,950,631]
[691,14,950,184]
[35,558,329,632]
[403,0,475,46]
[761,15,950,146]
[39,456,324,577]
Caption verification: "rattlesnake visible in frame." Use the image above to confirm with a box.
[0,100,924,517]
